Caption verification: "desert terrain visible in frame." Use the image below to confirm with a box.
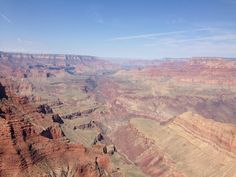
[0,51,236,177]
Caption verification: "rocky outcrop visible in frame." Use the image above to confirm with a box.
[40,124,65,139]
[93,133,105,145]
[52,114,64,124]
[103,144,117,155]
[62,108,97,119]
[37,104,53,114]
[62,111,82,119]
[74,120,96,130]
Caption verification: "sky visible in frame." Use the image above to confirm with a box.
[0,0,236,59]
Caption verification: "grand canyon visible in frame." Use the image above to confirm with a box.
[0,51,236,177]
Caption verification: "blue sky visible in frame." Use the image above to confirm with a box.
[0,0,236,59]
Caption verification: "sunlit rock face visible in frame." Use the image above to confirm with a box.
[0,82,111,177]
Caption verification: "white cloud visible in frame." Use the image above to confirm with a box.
[108,28,218,41]
[144,33,236,47]
[0,12,11,24]
[142,32,236,58]
[108,30,187,41]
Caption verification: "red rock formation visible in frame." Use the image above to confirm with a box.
[0,82,111,177]
[173,112,236,155]
[40,124,65,139]
[110,123,185,177]
[119,58,236,85]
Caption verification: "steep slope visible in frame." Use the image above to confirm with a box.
[0,82,111,177]
[127,115,236,177]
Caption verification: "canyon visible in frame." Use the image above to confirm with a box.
[0,51,236,177]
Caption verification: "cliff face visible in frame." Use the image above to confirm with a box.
[117,58,236,85]
[0,82,110,177]
[0,51,95,66]
[0,51,114,73]
[124,117,236,177]
[110,123,185,177]
[173,112,236,154]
